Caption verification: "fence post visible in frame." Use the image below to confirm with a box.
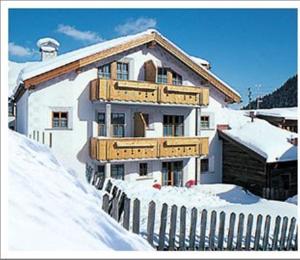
[158,203,168,251]
[199,209,207,251]
[189,207,198,251]
[105,179,113,193]
[147,201,156,246]
[123,197,131,231]
[42,132,45,144]
[168,205,178,251]
[294,227,298,250]
[279,216,288,250]
[112,196,119,220]
[262,215,271,250]
[209,210,217,250]
[37,131,39,142]
[118,192,126,221]
[227,212,236,250]
[271,216,281,250]
[179,206,186,250]
[49,132,52,148]
[236,213,245,250]
[286,217,296,250]
[132,198,140,234]
[217,211,226,250]
[102,193,110,213]
[245,214,254,250]
[33,130,36,140]
[253,214,263,250]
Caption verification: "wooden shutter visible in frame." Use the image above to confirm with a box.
[144,60,157,82]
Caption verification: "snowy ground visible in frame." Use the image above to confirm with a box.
[8,130,153,251]
[110,179,297,247]
[286,195,298,205]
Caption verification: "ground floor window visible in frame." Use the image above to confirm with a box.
[201,158,209,173]
[162,161,183,187]
[52,111,68,128]
[111,164,125,180]
[139,163,148,176]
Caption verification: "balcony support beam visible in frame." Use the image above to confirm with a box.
[105,104,112,137]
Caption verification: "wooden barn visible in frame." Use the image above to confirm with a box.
[218,120,297,201]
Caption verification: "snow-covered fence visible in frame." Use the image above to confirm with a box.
[99,180,298,251]
[28,130,52,148]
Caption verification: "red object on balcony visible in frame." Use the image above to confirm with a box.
[153,183,161,190]
[185,179,196,188]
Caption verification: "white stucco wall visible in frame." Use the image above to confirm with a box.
[16,91,28,135]
[16,43,231,184]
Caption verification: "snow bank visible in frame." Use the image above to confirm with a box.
[8,130,152,251]
[219,108,297,163]
[286,195,298,205]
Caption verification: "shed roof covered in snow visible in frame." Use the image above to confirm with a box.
[218,109,297,163]
[245,107,298,121]
[13,29,241,103]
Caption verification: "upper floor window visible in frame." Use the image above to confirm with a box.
[200,116,210,129]
[111,113,125,137]
[157,67,168,84]
[163,115,184,136]
[98,64,111,79]
[117,62,129,80]
[172,71,182,85]
[52,112,68,128]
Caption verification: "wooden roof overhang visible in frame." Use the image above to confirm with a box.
[22,32,241,103]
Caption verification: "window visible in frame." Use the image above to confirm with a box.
[162,161,183,187]
[117,62,129,80]
[157,67,168,84]
[200,116,210,129]
[97,113,106,136]
[111,164,124,180]
[111,113,125,137]
[8,102,14,116]
[172,71,182,85]
[201,158,209,173]
[52,112,68,128]
[98,64,111,79]
[139,163,148,176]
[163,115,184,136]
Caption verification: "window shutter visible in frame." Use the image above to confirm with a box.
[209,155,215,172]
[144,60,157,82]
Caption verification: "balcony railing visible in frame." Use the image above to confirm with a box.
[90,137,209,161]
[90,79,209,106]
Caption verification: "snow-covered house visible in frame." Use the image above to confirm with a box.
[218,111,297,201]
[12,29,242,186]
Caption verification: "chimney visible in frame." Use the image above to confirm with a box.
[217,124,231,131]
[37,38,60,61]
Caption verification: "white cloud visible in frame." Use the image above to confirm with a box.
[115,17,157,35]
[57,24,103,43]
[9,42,33,57]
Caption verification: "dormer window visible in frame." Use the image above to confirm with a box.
[98,64,111,79]
[117,62,129,80]
[172,71,182,85]
[157,67,168,84]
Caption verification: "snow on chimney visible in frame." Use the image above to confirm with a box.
[37,38,60,61]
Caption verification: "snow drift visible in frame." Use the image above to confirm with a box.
[8,130,152,251]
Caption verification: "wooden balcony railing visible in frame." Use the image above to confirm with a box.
[90,79,209,106]
[90,136,209,161]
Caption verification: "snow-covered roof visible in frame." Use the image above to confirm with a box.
[218,108,297,163]
[189,55,210,67]
[16,29,240,101]
[246,107,298,121]
[8,61,39,97]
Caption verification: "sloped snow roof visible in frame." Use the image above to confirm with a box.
[8,61,40,97]
[17,29,240,99]
[189,55,210,67]
[219,108,297,163]
[246,107,298,121]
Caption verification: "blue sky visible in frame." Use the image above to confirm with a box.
[9,9,297,107]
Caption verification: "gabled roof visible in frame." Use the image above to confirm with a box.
[18,29,241,103]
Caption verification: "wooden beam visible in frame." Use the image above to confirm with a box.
[167,69,173,85]
[110,61,117,80]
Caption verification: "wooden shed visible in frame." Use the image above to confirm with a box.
[218,129,297,201]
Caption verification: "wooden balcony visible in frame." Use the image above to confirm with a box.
[90,136,209,161]
[90,79,209,106]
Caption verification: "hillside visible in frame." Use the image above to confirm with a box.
[243,75,297,109]
[8,130,153,251]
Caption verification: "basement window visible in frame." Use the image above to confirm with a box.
[52,112,68,128]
